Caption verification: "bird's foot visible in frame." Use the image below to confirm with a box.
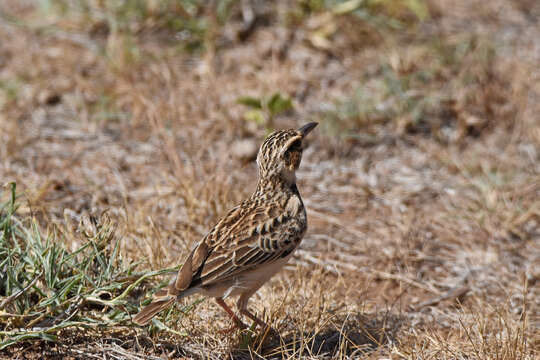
[218,319,248,334]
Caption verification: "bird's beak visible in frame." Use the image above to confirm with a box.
[298,122,318,137]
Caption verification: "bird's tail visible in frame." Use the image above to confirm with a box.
[133,289,176,325]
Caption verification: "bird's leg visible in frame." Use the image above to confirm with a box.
[240,308,278,337]
[239,308,267,328]
[237,293,277,336]
[215,298,247,333]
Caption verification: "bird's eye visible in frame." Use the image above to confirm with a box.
[286,139,302,153]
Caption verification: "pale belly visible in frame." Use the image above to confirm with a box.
[197,255,291,299]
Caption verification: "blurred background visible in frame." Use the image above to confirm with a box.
[0,0,539,358]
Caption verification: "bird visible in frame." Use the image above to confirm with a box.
[133,122,318,332]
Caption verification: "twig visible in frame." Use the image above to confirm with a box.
[370,270,442,295]
[0,272,42,311]
[311,233,353,251]
[106,344,163,360]
[63,347,103,360]
[413,285,470,310]
[309,209,366,239]
[295,249,344,275]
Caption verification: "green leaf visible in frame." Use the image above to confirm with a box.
[404,0,430,20]
[332,0,363,15]
[243,109,266,125]
[237,96,263,109]
[267,92,293,116]
[151,318,187,336]
[0,332,57,350]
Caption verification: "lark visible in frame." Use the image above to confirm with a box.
[133,122,318,331]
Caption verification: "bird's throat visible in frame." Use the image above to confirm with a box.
[253,173,297,199]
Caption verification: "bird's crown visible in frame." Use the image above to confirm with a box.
[256,122,317,183]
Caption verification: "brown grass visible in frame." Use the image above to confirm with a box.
[0,0,539,359]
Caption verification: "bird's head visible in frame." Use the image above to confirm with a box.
[256,122,318,184]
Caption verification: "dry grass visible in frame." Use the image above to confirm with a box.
[0,0,539,359]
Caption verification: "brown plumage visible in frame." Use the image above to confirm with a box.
[133,122,318,331]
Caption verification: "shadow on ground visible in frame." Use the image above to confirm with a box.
[233,311,403,359]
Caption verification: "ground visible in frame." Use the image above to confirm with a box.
[0,0,539,359]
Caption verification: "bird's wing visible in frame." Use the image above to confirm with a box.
[170,195,306,294]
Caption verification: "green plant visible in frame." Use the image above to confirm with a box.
[237,92,294,132]
[0,183,189,349]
